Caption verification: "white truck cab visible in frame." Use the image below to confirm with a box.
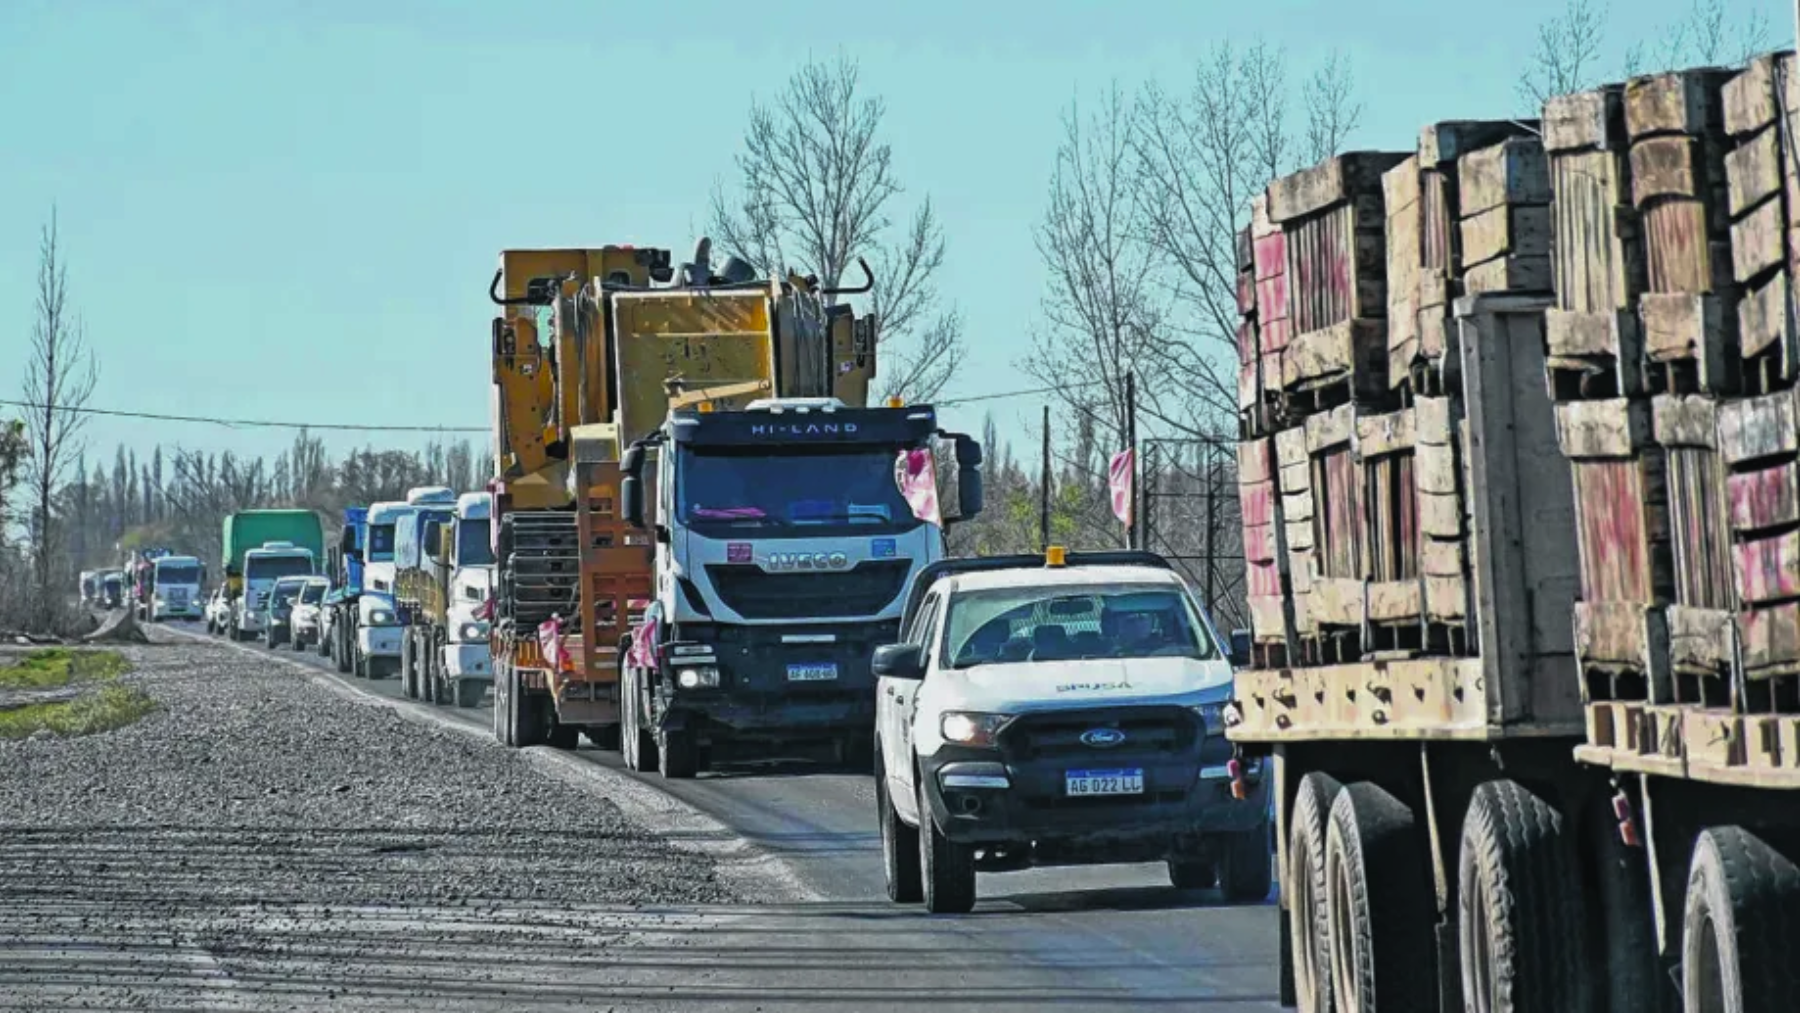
[354,487,452,676]
[440,491,495,684]
[233,542,317,639]
[149,555,205,621]
[872,549,1270,914]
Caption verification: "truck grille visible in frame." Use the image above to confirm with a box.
[703,561,910,620]
[999,706,1202,762]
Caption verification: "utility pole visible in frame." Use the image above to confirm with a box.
[1039,404,1051,551]
[1125,371,1138,551]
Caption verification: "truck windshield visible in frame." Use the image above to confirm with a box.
[368,523,396,560]
[941,584,1218,669]
[246,556,313,581]
[457,518,494,566]
[677,448,917,534]
[156,565,201,585]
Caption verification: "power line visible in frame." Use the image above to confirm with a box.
[0,399,486,434]
[937,381,1104,407]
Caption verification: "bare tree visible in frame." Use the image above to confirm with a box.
[1625,0,1774,75]
[1302,50,1366,166]
[709,56,964,402]
[1519,0,1610,106]
[19,209,97,626]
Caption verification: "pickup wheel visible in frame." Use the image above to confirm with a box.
[1324,781,1435,1013]
[877,753,922,903]
[918,777,976,914]
[659,728,698,779]
[1222,824,1275,903]
[1680,826,1800,1013]
[1289,772,1342,1013]
[1458,780,1588,1013]
[1168,857,1216,891]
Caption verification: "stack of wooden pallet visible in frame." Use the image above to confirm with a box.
[1237,134,1559,669]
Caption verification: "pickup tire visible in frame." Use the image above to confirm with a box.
[1680,826,1800,1013]
[876,751,922,903]
[1324,781,1435,1013]
[1222,825,1275,903]
[1457,780,1588,1013]
[659,728,698,779]
[918,777,976,914]
[1289,772,1342,1013]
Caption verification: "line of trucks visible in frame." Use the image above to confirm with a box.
[1226,46,1800,1012]
[80,550,206,621]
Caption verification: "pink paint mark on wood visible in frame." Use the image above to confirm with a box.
[1259,316,1291,355]
[1248,558,1282,597]
[1254,231,1287,281]
[1574,460,1650,602]
[1733,530,1800,605]
[1727,460,1799,533]
[1237,318,1258,363]
[1237,270,1257,316]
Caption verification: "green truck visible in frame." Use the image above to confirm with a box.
[221,509,325,641]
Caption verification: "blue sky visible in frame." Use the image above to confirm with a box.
[0,0,1776,474]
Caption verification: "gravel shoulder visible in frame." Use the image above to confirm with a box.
[0,628,742,1011]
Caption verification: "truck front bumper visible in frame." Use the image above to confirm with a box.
[655,622,895,741]
[154,602,202,620]
[357,626,402,658]
[918,744,1270,863]
[442,641,491,679]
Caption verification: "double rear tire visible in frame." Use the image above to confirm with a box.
[1680,826,1800,1013]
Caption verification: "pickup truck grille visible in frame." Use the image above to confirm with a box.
[999,706,1201,762]
[703,561,910,620]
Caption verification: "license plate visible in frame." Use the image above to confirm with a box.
[786,663,839,682]
[1065,768,1145,796]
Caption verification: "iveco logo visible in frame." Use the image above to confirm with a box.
[1080,727,1127,748]
[768,552,850,571]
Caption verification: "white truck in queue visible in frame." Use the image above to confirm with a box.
[147,555,205,622]
[351,487,455,678]
[871,549,1269,913]
[396,490,496,707]
[231,543,318,641]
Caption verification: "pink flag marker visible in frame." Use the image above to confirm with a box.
[895,447,942,526]
[1109,448,1134,527]
[627,614,660,670]
[537,615,564,671]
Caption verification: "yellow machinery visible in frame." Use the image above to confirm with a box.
[487,241,878,748]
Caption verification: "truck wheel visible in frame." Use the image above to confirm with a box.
[1324,781,1435,1012]
[454,678,484,708]
[659,728,699,779]
[1457,780,1588,1013]
[585,725,621,751]
[1680,826,1800,1013]
[546,720,578,751]
[1168,857,1216,891]
[624,668,659,772]
[399,638,417,699]
[1222,825,1275,902]
[1290,772,1343,1013]
[918,776,976,914]
[492,662,513,746]
[877,752,922,903]
[516,686,549,748]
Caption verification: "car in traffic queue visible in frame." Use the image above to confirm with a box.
[288,576,331,651]
[261,576,310,649]
[871,548,1271,914]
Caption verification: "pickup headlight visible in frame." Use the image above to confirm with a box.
[368,609,396,626]
[1195,702,1226,731]
[458,621,490,641]
[940,712,1012,748]
[675,666,720,690]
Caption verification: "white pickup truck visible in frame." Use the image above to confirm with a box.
[872,549,1270,914]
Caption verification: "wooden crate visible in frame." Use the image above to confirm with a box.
[1653,395,1737,698]
[1302,403,1368,663]
[1268,152,1408,407]
[1719,387,1800,702]
[1458,137,1555,298]
[1240,436,1294,667]
[1556,397,1675,701]
[1276,425,1317,640]
[1544,85,1651,401]
[1721,54,1800,392]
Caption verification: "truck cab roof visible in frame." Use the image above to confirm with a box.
[456,491,492,520]
[407,486,457,506]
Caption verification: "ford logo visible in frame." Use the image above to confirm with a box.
[1080,727,1126,748]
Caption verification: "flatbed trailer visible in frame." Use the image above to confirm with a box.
[1228,59,1800,1012]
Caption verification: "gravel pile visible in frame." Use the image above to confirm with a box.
[0,631,740,1010]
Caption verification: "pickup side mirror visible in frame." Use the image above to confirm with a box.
[872,642,926,681]
[952,433,984,520]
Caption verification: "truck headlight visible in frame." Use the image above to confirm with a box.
[940,712,1012,748]
[459,622,489,641]
[368,609,396,626]
[676,666,720,690]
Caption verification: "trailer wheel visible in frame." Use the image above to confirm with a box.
[659,728,699,779]
[1325,781,1435,1013]
[1680,826,1800,1013]
[877,749,922,903]
[918,776,976,914]
[1457,780,1588,1013]
[1290,772,1343,1013]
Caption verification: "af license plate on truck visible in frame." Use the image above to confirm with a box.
[1065,768,1145,796]
[786,663,839,682]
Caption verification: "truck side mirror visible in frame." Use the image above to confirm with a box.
[423,522,443,562]
[621,443,644,477]
[622,475,646,529]
[952,433,984,520]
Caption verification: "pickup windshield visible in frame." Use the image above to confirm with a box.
[246,556,313,582]
[300,582,326,605]
[156,565,201,585]
[677,448,917,534]
[367,523,397,560]
[942,584,1218,669]
[457,518,494,566]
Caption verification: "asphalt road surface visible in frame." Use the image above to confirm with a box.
[174,620,1283,1011]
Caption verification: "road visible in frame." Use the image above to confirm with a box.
[177,620,1283,1011]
